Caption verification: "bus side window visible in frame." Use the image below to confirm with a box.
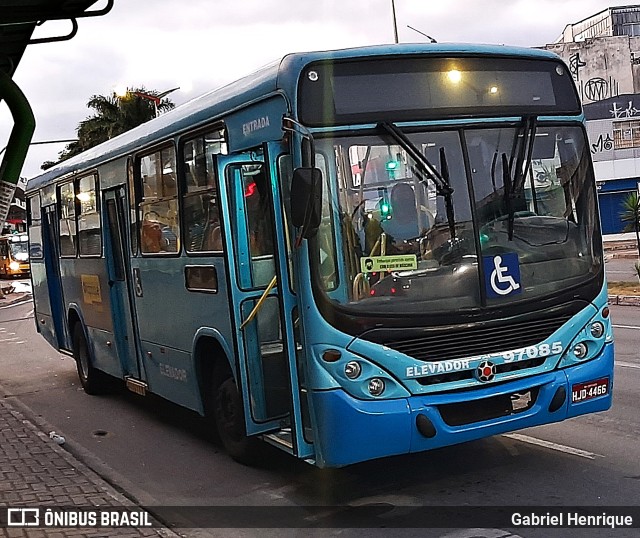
[77,175,102,256]
[181,128,227,253]
[27,194,43,259]
[127,159,138,255]
[58,182,77,257]
[138,146,180,254]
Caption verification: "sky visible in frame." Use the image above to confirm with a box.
[0,0,624,181]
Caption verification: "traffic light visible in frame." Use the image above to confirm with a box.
[385,159,399,179]
[380,193,392,220]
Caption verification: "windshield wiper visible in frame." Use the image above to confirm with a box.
[511,116,537,193]
[378,122,456,239]
[504,116,537,240]
[502,153,515,240]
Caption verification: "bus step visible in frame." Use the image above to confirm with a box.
[125,377,148,396]
[263,429,293,452]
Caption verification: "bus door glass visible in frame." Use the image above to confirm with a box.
[103,187,143,380]
[42,204,68,348]
[219,154,293,436]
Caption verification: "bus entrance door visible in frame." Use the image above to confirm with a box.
[103,188,143,383]
[42,205,69,349]
[219,154,309,456]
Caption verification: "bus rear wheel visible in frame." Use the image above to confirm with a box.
[213,377,260,465]
[72,324,110,395]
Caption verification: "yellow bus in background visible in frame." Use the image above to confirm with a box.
[0,233,30,277]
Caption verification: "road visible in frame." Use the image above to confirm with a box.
[0,281,639,537]
[605,255,639,282]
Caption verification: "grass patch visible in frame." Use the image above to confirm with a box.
[608,281,640,296]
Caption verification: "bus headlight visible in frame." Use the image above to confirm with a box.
[368,378,385,396]
[590,321,605,338]
[9,261,19,271]
[313,345,411,399]
[573,342,588,359]
[345,361,362,379]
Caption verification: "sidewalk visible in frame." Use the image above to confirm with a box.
[0,281,32,307]
[0,393,175,537]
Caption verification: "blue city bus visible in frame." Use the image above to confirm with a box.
[26,44,613,468]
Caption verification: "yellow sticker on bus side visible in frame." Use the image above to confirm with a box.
[360,255,418,273]
[81,274,102,305]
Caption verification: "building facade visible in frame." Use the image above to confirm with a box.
[544,5,640,233]
[1,182,26,234]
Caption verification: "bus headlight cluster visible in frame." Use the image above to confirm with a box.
[344,362,386,395]
[9,261,19,271]
[571,321,605,359]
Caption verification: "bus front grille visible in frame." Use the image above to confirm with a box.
[380,315,572,363]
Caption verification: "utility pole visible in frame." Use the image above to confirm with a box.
[391,0,399,44]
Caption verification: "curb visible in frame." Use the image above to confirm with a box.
[609,295,640,306]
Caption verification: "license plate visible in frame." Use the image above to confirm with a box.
[571,378,609,403]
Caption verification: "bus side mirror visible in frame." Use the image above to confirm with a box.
[290,167,322,238]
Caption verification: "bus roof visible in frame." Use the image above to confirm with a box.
[26,43,562,194]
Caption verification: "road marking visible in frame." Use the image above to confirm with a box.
[0,299,32,309]
[502,433,602,459]
[616,361,640,369]
[441,531,524,538]
[612,324,640,330]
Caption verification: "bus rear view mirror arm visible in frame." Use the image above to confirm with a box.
[290,167,323,242]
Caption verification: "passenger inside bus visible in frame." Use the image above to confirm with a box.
[381,183,421,242]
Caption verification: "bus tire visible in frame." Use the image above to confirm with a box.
[72,324,110,395]
[213,376,260,465]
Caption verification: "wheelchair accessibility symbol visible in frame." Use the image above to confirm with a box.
[483,253,522,298]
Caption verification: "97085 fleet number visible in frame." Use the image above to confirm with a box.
[502,341,563,363]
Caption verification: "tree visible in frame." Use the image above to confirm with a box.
[41,87,175,170]
[620,190,640,258]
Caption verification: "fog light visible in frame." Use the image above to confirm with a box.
[590,321,605,338]
[573,342,588,359]
[368,378,385,396]
[345,361,362,379]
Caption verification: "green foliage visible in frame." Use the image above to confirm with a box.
[41,87,175,170]
[619,191,640,259]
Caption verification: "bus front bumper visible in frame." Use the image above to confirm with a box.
[311,341,613,468]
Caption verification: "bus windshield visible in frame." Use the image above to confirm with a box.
[9,236,29,261]
[313,124,601,313]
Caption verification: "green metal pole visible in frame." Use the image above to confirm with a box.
[0,70,36,230]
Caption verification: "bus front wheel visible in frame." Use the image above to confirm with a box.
[213,377,260,465]
[72,324,110,395]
